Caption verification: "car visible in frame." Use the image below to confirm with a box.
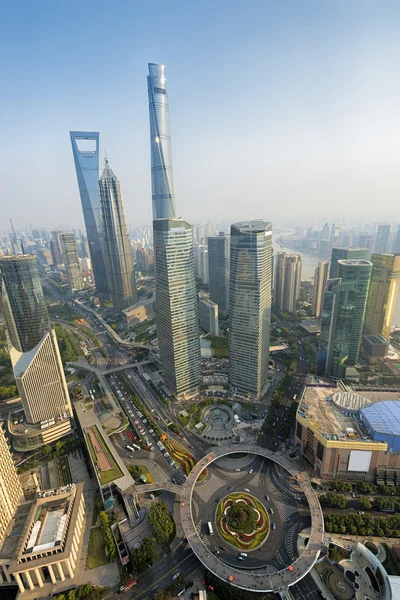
[244,488,250,492]
[220,546,227,551]
[238,556,244,561]
[214,549,220,555]
[172,572,180,580]
[227,486,233,491]
[352,492,356,498]
[265,495,270,501]
[248,469,254,474]
[240,552,247,557]
[234,469,240,472]
[271,523,276,530]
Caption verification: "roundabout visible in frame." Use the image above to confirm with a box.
[180,444,325,593]
[216,493,269,550]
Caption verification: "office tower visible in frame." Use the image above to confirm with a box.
[147,63,176,219]
[330,223,339,241]
[392,226,400,254]
[375,224,391,254]
[99,157,137,312]
[283,254,302,312]
[0,424,22,548]
[80,230,90,259]
[229,220,272,397]
[10,329,72,425]
[198,245,209,284]
[208,233,229,312]
[0,255,72,450]
[312,261,330,318]
[0,255,50,352]
[60,233,83,292]
[321,223,330,240]
[330,247,370,279]
[198,294,219,336]
[153,218,200,397]
[357,233,372,250]
[274,252,302,312]
[363,254,400,337]
[274,251,287,308]
[317,260,372,378]
[50,231,63,267]
[70,131,109,297]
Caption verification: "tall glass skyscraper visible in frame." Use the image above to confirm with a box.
[60,233,83,292]
[70,131,109,297]
[153,218,200,397]
[0,255,50,352]
[229,220,272,397]
[147,64,176,219]
[363,254,400,337]
[374,224,391,254]
[99,157,137,312]
[318,259,372,378]
[330,246,370,279]
[208,233,229,312]
[312,260,330,318]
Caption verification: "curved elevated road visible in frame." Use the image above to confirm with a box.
[179,445,325,593]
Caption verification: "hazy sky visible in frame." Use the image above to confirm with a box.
[1,1,400,230]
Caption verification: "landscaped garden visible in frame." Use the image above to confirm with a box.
[216,493,269,550]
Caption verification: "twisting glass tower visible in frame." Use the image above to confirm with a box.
[147,63,176,219]
[70,132,109,297]
[99,157,137,312]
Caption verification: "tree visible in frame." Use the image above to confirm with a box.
[67,591,76,600]
[99,511,116,559]
[148,500,175,545]
[319,492,348,509]
[359,496,372,510]
[131,537,158,574]
[129,465,142,480]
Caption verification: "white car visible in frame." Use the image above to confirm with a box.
[234,468,240,472]
[248,469,254,474]
[172,572,180,581]
[244,488,250,492]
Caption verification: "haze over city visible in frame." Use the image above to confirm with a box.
[2,0,400,228]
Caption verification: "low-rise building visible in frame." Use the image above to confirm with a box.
[0,483,85,594]
[122,297,154,329]
[362,333,390,365]
[198,294,219,336]
[295,381,400,483]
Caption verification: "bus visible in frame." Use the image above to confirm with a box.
[207,521,214,535]
[126,445,135,453]
[132,443,141,451]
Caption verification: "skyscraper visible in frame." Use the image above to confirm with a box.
[0,424,22,548]
[273,252,302,313]
[0,255,50,352]
[229,220,272,397]
[363,254,400,337]
[70,131,109,297]
[60,233,83,292]
[0,255,72,450]
[283,254,302,312]
[312,261,330,318]
[50,230,63,267]
[153,218,200,397]
[330,247,370,279]
[208,233,229,312]
[393,226,400,254]
[317,259,372,378]
[374,224,391,254]
[147,64,176,219]
[99,157,137,312]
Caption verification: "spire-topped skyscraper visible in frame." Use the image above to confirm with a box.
[99,156,137,312]
[147,63,176,219]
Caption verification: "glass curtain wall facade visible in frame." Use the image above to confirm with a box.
[99,158,137,312]
[319,260,372,378]
[363,254,400,337]
[0,255,50,352]
[153,218,200,397]
[317,278,341,375]
[330,247,370,279]
[375,224,391,254]
[147,64,176,219]
[60,233,83,292]
[70,132,109,297]
[229,220,272,397]
[312,261,330,318]
[208,233,229,312]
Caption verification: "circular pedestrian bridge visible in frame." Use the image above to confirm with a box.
[180,444,325,593]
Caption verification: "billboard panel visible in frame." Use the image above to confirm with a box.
[348,450,372,472]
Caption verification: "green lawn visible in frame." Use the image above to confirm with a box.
[86,527,109,569]
[85,426,123,485]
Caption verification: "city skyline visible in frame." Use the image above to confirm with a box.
[2,3,400,227]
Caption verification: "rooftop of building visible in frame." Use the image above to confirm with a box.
[121,297,153,315]
[8,409,70,436]
[198,294,218,308]
[299,319,321,334]
[0,254,36,261]
[299,383,400,441]
[361,401,400,437]
[232,220,271,233]
[337,259,373,266]
[364,333,390,345]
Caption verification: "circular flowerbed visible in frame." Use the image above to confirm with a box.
[216,493,269,550]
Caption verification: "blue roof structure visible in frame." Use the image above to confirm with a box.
[360,401,400,452]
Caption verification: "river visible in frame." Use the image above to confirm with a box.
[272,237,400,329]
